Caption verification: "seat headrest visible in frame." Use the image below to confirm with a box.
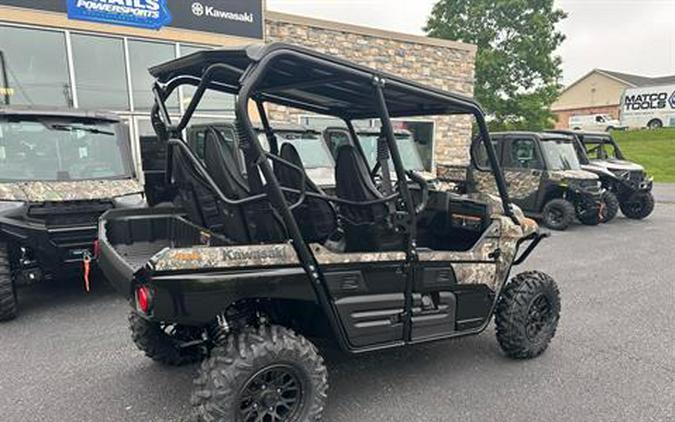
[335,144,382,200]
[203,127,249,199]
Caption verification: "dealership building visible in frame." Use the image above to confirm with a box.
[0,0,476,177]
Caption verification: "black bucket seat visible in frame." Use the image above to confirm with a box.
[334,144,403,252]
[274,142,337,244]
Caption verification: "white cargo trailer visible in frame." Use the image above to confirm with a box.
[620,84,675,129]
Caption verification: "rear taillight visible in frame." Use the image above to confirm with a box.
[135,285,152,314]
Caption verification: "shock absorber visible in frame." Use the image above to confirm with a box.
[209,313,230,345]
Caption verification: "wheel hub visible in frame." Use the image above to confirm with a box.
[239,364,303,422]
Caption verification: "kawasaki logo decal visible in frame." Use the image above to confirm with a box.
[67,0,173,30]
[222,248,285,261]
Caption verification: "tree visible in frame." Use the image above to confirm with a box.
[425,0,567,130]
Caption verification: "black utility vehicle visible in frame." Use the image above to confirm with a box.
[97,43,560,422]
[549,130,655,221]
[472,132,604,231]
[0,107,145,320]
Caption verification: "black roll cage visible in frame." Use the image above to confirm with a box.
[149,44,513,349]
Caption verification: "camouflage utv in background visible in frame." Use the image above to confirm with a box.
[471,132,604,231]
[0,107,145,320]
[548,130,655,221]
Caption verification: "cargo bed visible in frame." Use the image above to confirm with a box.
[97,207,225,296]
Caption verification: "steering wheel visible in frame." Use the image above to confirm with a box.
[405,170,429,214]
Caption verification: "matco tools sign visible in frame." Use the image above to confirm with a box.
[0,0,264,38]
[66,0,173,30]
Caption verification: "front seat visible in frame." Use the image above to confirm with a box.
[334,144,403,252]
[274,142,337,243]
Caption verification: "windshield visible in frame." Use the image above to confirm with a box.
[540,139,581,171]
[0,118,132,182]
[257,132,334,169]
[359,133,425,171]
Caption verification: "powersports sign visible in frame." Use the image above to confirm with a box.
[0,0,263,38]
[67,0,173,30]
[624,89,675,111]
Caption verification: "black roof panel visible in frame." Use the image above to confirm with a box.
[149,42,481,120]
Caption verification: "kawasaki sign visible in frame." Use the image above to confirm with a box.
[0,0,263,38]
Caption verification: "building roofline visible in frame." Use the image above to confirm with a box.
[265,11,477,53]
[558,69,635,97]
[594,69,639,87]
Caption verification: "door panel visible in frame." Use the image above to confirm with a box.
[502,136,544,212]
[317,246,406,348]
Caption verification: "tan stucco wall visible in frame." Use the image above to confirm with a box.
[552,72,629,111]
[265,12,477,173]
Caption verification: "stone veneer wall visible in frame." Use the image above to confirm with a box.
[264,13,476,174]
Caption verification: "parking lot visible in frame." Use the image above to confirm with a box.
[1,187,673,422]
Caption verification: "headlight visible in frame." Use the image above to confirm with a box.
[113,193,146,208]
[0,200,25,213]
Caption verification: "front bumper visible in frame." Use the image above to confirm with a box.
[0,216,97,271]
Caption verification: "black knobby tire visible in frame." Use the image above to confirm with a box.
[620,191,655,220]
[191,325,328,422]
[0,242,17,322]
[128,312,204,366]
[495,271,561,359]
[600,191,619,223]
[541,198,575,231]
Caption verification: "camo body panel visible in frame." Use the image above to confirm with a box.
[151,243,299,272]
[548,169,599,182]
[418,215,525,291]
[311,244,406,264]
[0,179,143,202]
[472,170,540,201]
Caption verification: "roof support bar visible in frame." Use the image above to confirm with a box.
[255,100,279,155]
[373,77,417,343]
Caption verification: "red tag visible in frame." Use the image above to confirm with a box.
[83,254,91,293]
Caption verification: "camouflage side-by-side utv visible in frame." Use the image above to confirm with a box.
[471,132,604,231]
[97,43,560,422]
[0,107,145,320]
[548,130,655,221]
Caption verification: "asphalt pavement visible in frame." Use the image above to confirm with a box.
[1,191,673,422]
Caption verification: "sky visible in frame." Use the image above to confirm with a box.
[266,0,675,86]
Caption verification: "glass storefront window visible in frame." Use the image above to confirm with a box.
[180,45,235,115]
[128,39,177,111]
[0,26,72,107]
[71,34,129,110]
